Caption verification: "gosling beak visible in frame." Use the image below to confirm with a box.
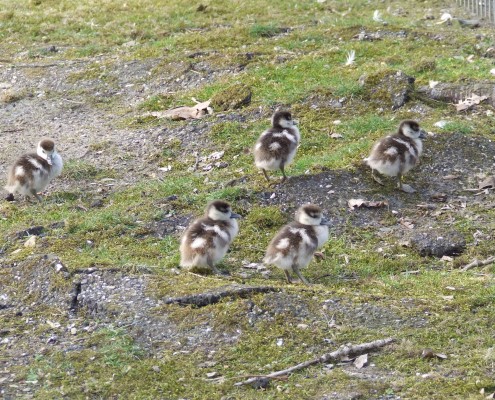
[419,130,427,139]
[320,217,331,226]
[230,212,242,219]
[292,119,299,126]
[46,155,53,166]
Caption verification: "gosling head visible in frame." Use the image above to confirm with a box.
[271,110,297,130]
[295,204,329,226]
[206,200,241,221]
[37,138,56,166]
[398,120,426,140]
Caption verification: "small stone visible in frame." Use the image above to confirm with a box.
[70,328,77,335]
[24,236,36,248]
[297,324,309,329]
[206,371,220,379]
[90,199,104,208]
[251,377,270,389]
[54,263,67,273]
[152,365,160,373]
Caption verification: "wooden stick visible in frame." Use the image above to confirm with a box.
[234,337,395,386]
[461,256,495,272]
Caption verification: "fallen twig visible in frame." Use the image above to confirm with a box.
[460,256,495,272]
[234,337,395,386]
[192,152,200,172]
[163,285,279,307]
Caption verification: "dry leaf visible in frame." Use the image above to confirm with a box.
[354,354,368,369]
[150,98,213,120]
[435,353,448,360]
[314,251,326,262]
[399,218,414,229]
[443,174,460,180]
[455,94,488,112]
[208,151,224,160]
[440,295,454,301]
[348,198,388,210]
[478,176,495,190]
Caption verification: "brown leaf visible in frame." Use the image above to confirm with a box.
[455,94,488,112]
[354,354,368,369]
[478,176,495,190]
[443,174,460,180]
[150,99,212,120]
[399,218,414,229]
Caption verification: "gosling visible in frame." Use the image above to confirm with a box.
[180,200,241,275]
[264,204,330,285]
[254,110,300,184]
[365,120,426,193]
[5,138,63,202]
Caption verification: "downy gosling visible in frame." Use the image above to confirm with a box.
[365,120,426,193]
[5,138,63,201]
[180,200,241,275]
[264,204,330,285]
[254,110,300,184]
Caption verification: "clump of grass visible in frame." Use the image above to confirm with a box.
[0,10,14,20]
[62,160,102,180]
[249,24,286,38]
[0,90,25,104]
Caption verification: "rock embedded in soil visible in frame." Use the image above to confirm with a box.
[362,69,415,110]
[411,230,466,257]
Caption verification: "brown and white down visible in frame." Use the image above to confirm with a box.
[365,120,427,193]
[254,110,300,183]
[180,200,241,275]
[5,138,63,201]
[264,204,330,285]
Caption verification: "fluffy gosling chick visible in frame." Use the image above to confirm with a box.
[5,138,63,201]
[365,120,426,193]
[254,110,300,184]
[264,204,330,285]
[180,200,241,275]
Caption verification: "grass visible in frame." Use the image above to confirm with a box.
[2,0,495,399]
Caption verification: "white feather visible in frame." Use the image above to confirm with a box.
[437,12,453,24]
[373,10,384,22]
[345,50,356,66]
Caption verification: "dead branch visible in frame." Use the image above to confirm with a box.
[163,285,279,307]
[192,152,201,172]
[460,256,495,272]
[234,337,395,386]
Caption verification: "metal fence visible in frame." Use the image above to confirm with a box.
[457,0,495,23]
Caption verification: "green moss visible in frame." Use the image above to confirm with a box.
[210,83,252,111]
[249,24,286,38]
